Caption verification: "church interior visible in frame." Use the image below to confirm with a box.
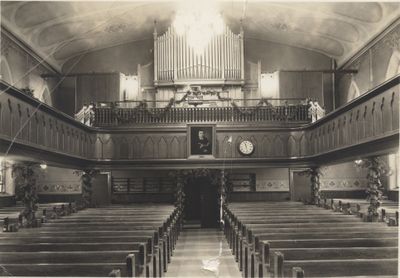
[0,1,399,277]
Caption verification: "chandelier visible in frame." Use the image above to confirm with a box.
[173,0,224,54]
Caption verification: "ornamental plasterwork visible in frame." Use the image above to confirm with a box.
[383,27,400,51]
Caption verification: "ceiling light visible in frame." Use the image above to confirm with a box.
[173,0,224,54]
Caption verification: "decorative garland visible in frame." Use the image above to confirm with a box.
[355,157,391,220]
[12,163,40,227]
[111,89,304,123]
[169,168,230,226]
[299,167,323,205]
[74,169,99,208]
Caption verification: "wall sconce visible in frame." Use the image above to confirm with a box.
[39,163,47,170]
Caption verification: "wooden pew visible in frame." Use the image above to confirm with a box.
[224,202,399,278]
[0,204,181,277]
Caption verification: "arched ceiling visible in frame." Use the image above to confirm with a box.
[1,1,399,72]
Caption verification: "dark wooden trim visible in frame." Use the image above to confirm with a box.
[0,137,88,168]
[0,80,94,132]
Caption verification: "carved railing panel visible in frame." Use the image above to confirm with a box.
[0,81,95,160]
[0,76,398,165]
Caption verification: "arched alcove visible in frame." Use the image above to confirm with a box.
[347,78,361,102]
[385,50,400,80]
[0,56,13,84]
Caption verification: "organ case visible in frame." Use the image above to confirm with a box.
[153,23,244,86]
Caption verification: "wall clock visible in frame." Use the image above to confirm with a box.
[238,140,255,156]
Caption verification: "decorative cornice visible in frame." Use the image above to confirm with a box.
[0,25,61,75]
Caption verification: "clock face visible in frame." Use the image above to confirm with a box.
[239,140,254,155]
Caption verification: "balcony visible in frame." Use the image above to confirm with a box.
[92,100,311,127]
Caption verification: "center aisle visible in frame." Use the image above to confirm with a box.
[166,228,241,277]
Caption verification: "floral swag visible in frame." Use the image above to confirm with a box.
[111,89,304,123]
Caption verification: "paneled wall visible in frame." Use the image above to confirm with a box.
[75,73,121,112]
[92,80,399,161]
[60,38,332,107]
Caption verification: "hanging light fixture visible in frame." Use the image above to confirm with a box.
[173,0,224,54]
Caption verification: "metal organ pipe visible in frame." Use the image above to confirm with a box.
[153,23,244,83]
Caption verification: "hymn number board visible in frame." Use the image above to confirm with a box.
[230,173,256,192]
[112,177,175,194]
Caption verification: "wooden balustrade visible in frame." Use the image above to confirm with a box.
[93,105,310,126]
[0,76,398,167]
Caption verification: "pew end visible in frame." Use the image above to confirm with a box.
[2,217,19,232]
[273,251,284,278]
[388,217,398,226]
[126,253,138,278]
[260,240,271,269]
[109,269,121,277]
[292,266,305,278]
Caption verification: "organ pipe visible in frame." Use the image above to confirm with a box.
[153,23,244,85]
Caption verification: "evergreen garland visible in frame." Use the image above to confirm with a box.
[12,163,39,227]
[355,157,391,219]
[169,169,231,225]
[299,167,323,205]
[110,89,304,123]
[74,169,99,208]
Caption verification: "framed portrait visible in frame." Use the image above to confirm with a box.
[188,125,215,158]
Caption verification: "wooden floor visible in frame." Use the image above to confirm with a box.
[166,228,241,277]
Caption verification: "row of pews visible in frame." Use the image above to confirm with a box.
[223,201,399,278]
[0,204,181,277]
[327,198,399,225]
[1,202,76,231]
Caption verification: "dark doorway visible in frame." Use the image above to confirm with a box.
[184,176,219,228]
[290,169,312,202]
[91,173,110,206]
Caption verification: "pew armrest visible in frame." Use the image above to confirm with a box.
[126,253,137,278]
[108,269,121,277]
[292,267,304,278]
[273,251,284,278]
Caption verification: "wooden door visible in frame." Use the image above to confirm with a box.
[290,169,311,202]
[91,174,110,206]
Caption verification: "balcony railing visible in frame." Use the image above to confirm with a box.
[93,103,311,126]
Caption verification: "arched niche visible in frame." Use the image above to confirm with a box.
[0,56,13,84]
[385,50,400,80]
[347,78,361,102]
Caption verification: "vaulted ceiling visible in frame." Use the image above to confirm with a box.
[1,1,399,72]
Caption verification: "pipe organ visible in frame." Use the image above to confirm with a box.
[154,23,244,86]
